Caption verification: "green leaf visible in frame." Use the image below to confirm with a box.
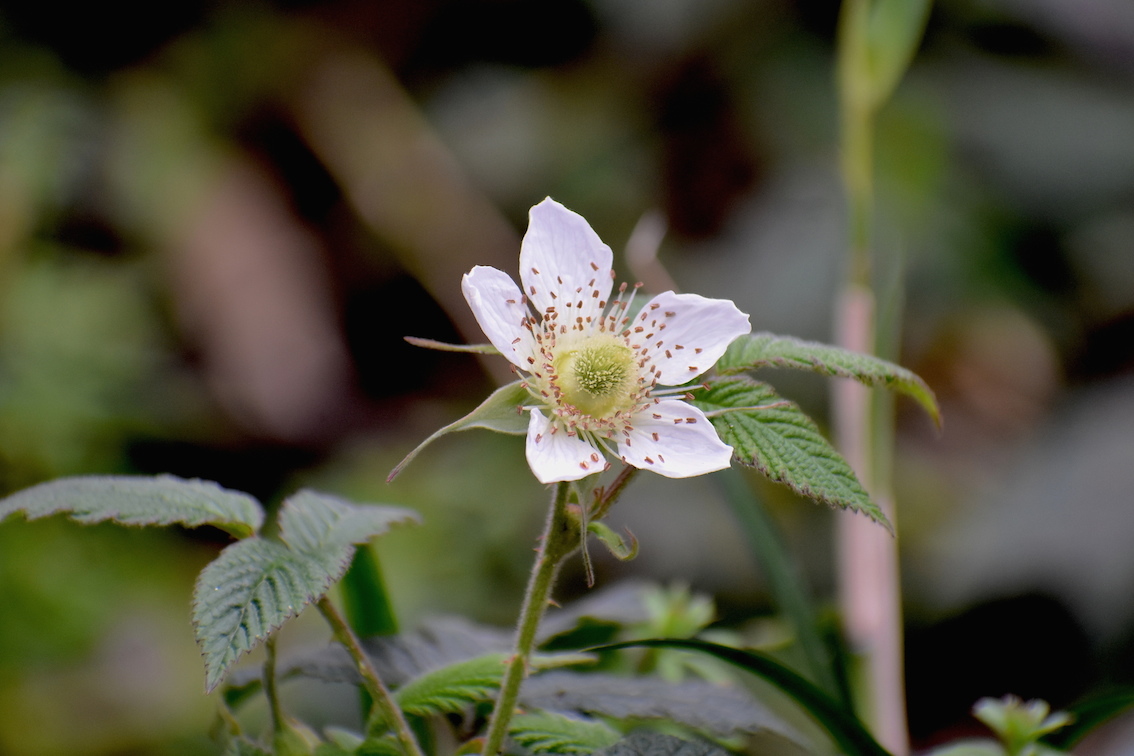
[593,731,727,756]
[596,639,890,756]
[0,474,264,538]
[392,652,594,719]
[509,711,620,755]
[388,380,531,481]
[196,493,418,693]
[692,377,891,532]
[393,652,508,717]
[278,490,420,556]
[718,469,846,705]
[193,538,346,693]
[404,336,499,354]
[521,670,800,741]
[863,0,932,106]
[717,332,939,427]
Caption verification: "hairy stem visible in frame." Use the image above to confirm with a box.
[317,596,424,756]
[482,482,576,755]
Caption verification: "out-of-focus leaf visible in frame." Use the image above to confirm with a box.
[224,616,513,693]
[838,0,932,111]
[597,639,889,756]
[509,711,620,755]
[719,469,845,704]
[717,332,939,427]
[519,670,802,742]
[593,731,727,756]
[388,380,530,481]
[692,377,891,532]
[864,0,932,106]
[0,474,264,539]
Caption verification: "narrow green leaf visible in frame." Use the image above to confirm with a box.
[0,474,264,538]
[278,490,420,556]
[718,469,845,704]
[864,0,932,107]
[194,537,350,693]
[596,639,891,756]
[388,380,530,481]
[342,545,399,636]
[717,332,939,427]
[692,377,892,532]
[509,711,620,755]
[404,336,500,354]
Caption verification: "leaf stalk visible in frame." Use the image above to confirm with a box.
[316,596,425,756]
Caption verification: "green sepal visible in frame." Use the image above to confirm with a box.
[404,336,500,354]
[588,520,638,561]
[693,377,892,533]
[388,380,530,481]
[717,332,939,428]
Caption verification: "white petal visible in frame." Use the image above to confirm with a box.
[462,265,536,371]
[526,408,605,483]
[633,291,750,385]
[519,198,613,324]
[619,400,732,478]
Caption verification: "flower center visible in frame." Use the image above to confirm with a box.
[554,335,636,419]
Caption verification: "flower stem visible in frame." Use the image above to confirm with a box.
[482,481,576,755]
[316,596,424,756]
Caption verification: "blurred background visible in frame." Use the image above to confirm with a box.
[0,0,1132,753]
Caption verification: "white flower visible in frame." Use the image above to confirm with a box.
[462,198,751,484]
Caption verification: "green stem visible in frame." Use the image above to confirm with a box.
[317,596,425,756]
[264,634,286,736]
[482,482,577,755]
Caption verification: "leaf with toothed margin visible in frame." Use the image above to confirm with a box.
[388,379,530,481]
[0,474,264,539]
[692,376,891,532]
[404,336,500,354]
[717,332,939,428]
[509,711,621,755]
[193,490,420,692]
